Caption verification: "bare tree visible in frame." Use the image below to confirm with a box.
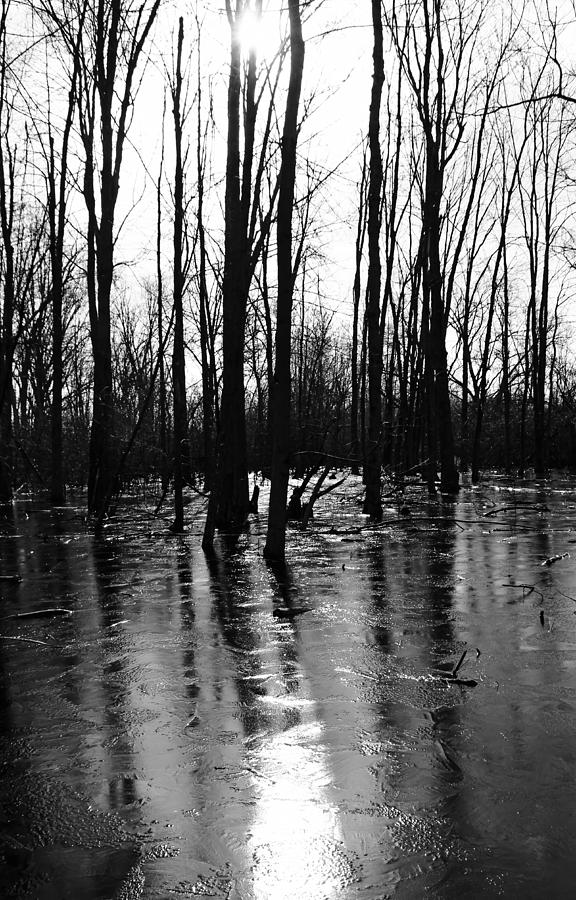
[170,16,191,531]
[203,0,259,548]
[385,0,493,492]
[0,0,16,503]
[195,15,215,492]
[264,0,305,561]
[203,0,287,550]
[41,11,85,503]
[518,93,569,475]
[41,0,160,519]
[362,0,385,519]
[0,0,47,501]
[155,96,169,494]
[350,143,368,474]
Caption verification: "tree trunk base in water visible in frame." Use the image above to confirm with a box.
[362,496,383,521]
[248,485,259,514]
[440,479,460,495]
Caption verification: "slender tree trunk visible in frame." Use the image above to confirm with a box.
[88,1,119,518]
[360,307,368,476]
[519,305,531,477]
[362,0,384,520]
[48,13,82,505]
[196,45,213,491]
[76,0,160,520]
[532,109,561,476]
[48,134,65,505]
[420,255,437,493]
[203,1,250,549]
[156,121,168,493]
[472,148,522,483]
[351,146,368,474]
[459,253,474,474]
[404,226,423,473]
[460,313,470,474]
[260,229,274,472]
[85,144,99,506]
[264,0,305,561]
[171,17,187,532]
[389,291,406,473]
[502,245,511,473]
[470,277,498,484]
[423,138,459,493]
[0,121,15,503]
[380,55,405,467]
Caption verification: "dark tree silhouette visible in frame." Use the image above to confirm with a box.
[264,0,305,561]
[170,16,190,532]
[362,0,385,520]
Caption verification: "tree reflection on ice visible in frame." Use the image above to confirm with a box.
[2,482,576,897]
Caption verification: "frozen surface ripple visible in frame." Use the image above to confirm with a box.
[2,479,576,897]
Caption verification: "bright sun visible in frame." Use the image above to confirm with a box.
[236,8,283,60]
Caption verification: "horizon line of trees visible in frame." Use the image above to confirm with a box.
[1,0,576,559]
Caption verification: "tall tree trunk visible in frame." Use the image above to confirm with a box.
[501,245,511,473]
[196,33,213,492]
[460,291,470,474]
[48,43,79,504]
[203,0,250,549]
[0,114,15,504]
[156,120,168,493]
[350,146,368,474]
[88,0,119,518]
[47,8,84,505]
[423,137,459,493]
[420,253,437,493]
[362,0,385,520]
[264,0,305,561]
[519,305,531,477]
[171,16,188,532]
[532,107,561,476]
[76,0,160,520]
[85,143,99,506]
[260,227,274,472]
[48,132,65,505]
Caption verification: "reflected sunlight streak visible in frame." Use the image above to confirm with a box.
[249,723,351,899]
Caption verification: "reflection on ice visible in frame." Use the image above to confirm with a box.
[258,693,315,707]
[2,483,576,897]
[248,724,352,900]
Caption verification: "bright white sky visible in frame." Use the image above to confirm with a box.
[10,0,576,342]
[120,0,374,321]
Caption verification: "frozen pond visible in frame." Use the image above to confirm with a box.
[2,476,576,898]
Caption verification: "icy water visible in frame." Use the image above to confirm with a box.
[1,476,576,899]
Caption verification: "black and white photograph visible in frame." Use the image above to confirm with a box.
[1,1,576,897]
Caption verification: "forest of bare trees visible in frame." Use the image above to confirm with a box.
[1,0,576,557]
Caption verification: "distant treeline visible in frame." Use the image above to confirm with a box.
[1,1,575,558]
